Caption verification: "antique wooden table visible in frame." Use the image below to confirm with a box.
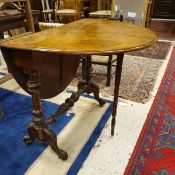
[0,19,158,160]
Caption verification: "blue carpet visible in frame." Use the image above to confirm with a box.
[0,88,112,175]
[0,88,74,175]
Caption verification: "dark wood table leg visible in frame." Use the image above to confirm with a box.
[79,55,105,106]
[23,70,68,160]
[111,53,124,136]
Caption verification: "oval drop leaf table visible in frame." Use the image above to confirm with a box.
[0,19,158,160]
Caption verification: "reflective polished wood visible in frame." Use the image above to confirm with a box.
[0,19,158,160]
[1,18,158,54]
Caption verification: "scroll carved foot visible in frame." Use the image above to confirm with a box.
[43,128,68,160]
[24,123,68,160]
[90,81,105,106]
[23,123,35,144]
[23,135,34,144]
[78,81,105,106]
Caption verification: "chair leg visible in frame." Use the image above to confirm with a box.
[106,55,113,87]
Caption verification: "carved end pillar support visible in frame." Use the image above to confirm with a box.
[26,70,44,126]
[23,69,68,160]
[111,53,124,136]
[80,55,105,106]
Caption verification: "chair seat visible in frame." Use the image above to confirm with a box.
[42,9,54,14]
[55,9,77,15]
[89,10,111,17]
[91,55,117,63]
[39,22,64,30]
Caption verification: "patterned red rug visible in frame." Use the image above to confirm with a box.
[124,45,175,175]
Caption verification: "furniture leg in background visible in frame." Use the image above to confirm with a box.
[106,55,113,86]
[91,54,117,87]
[79,55,105,106]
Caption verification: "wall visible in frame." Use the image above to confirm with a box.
[116,0,145,24]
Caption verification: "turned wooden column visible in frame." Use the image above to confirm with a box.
[23,70,68,160]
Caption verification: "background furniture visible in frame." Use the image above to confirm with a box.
[83,0,98,17]
[39,21,63,30]
[153,0,175,19]
[89,10,111,18]
[0,0,37,39]
[0,0,35,118]
[98,0,112,10]
[146,0,175,35]
[91,55,117,87]
[29,0,42,11]
[55,0,83,23]
[0,9,40,38]
[89,16,123,87]
[41,0,55,22]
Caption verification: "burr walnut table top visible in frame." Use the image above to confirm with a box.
[0,18,158,55]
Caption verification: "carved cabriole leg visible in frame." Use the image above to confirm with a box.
[80,55,105,106]
[23,70,68,160]
[111,53,124,136]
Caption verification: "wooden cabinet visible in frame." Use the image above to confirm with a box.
[146,0,175,37]
[153,0,175,19]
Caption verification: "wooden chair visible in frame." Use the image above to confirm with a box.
[39,21,64,30]
[91,55,117,87]
[0,0,35,33]
[54,0,83,23]
[41,0,55,22]
[91,17,123,87]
